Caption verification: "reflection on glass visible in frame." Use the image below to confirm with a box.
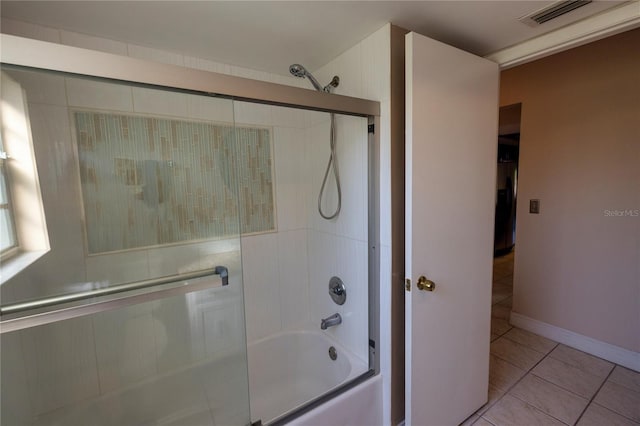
[1,285,250,426]
[0,67,251,426]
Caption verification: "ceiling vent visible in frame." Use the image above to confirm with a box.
[519,0,593,27]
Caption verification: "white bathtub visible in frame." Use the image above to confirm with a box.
[247,330,369,424]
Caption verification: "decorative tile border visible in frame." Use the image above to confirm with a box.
[74,111,274,254]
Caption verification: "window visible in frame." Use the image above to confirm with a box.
[0,71,49,283]
[0,135,18,257]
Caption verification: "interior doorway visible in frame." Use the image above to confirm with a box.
[490,102,522,341]
[494,103,521,257]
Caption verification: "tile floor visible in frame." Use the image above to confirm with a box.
[461,250,640,426]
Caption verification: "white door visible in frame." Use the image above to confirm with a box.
[405,32,499,426]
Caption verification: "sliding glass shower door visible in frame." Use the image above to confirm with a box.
[0,67,251,426]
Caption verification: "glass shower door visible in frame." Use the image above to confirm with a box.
[0,67,251,426]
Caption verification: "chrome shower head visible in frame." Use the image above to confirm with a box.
[288,63,339,93]
[289,63,307,78]
[289,63,323,91]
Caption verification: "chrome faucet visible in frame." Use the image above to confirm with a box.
[320,313,342,330]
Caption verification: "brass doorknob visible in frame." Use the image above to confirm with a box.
[417,276,435,291]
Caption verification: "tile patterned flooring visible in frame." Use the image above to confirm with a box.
[461,251,640,426]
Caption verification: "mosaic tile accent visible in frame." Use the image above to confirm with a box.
[74,111,274,254]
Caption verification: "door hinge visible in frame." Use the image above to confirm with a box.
[405,278,411,292]
[368,124,375,134]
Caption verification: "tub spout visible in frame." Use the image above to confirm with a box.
[320,313,342,330]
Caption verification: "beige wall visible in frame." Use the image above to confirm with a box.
[500,29,640,352]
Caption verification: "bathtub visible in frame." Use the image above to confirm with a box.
[248,330,369,424]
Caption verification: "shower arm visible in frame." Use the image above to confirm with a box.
[289,63,339,93]
[305,73,324,92]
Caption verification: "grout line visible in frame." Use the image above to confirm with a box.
[529,373,591,401]
[506,350,574,425]
[491,324,513,340]
[572,367,616,425]
[481,337,561,421]
[489,323,559,372]
[507,393,572,425]
[479,258,520,420]
[500,333,557,357]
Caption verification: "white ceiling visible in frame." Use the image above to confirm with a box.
[0,1,625,75]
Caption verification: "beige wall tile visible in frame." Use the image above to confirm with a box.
[60,30,128,55]
[21,317,100,415]
[239,234,281,342]
[127,44,185,66]
[93,305,158,393]
[203,301,245,358]
[132,87,188,117]
[276,230,310,330]
[8,69,67,106]
[152,295,206,373]
[66,77,134,111]
[0,332,32,425]
[0,17,60,42]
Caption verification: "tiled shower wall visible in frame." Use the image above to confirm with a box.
[245,24,391,368]
[311,24,393,421]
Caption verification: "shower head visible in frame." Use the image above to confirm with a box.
[289,63,323,91]
[289,63,307,78]
[289,63,339,93]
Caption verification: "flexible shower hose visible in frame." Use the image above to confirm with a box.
[318,113,342,220]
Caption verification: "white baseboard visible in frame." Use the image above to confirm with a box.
[510,312,640,372]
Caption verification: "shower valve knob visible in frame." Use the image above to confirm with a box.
[328,277,346,305]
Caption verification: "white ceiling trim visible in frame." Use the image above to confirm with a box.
[485,1,640,69]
